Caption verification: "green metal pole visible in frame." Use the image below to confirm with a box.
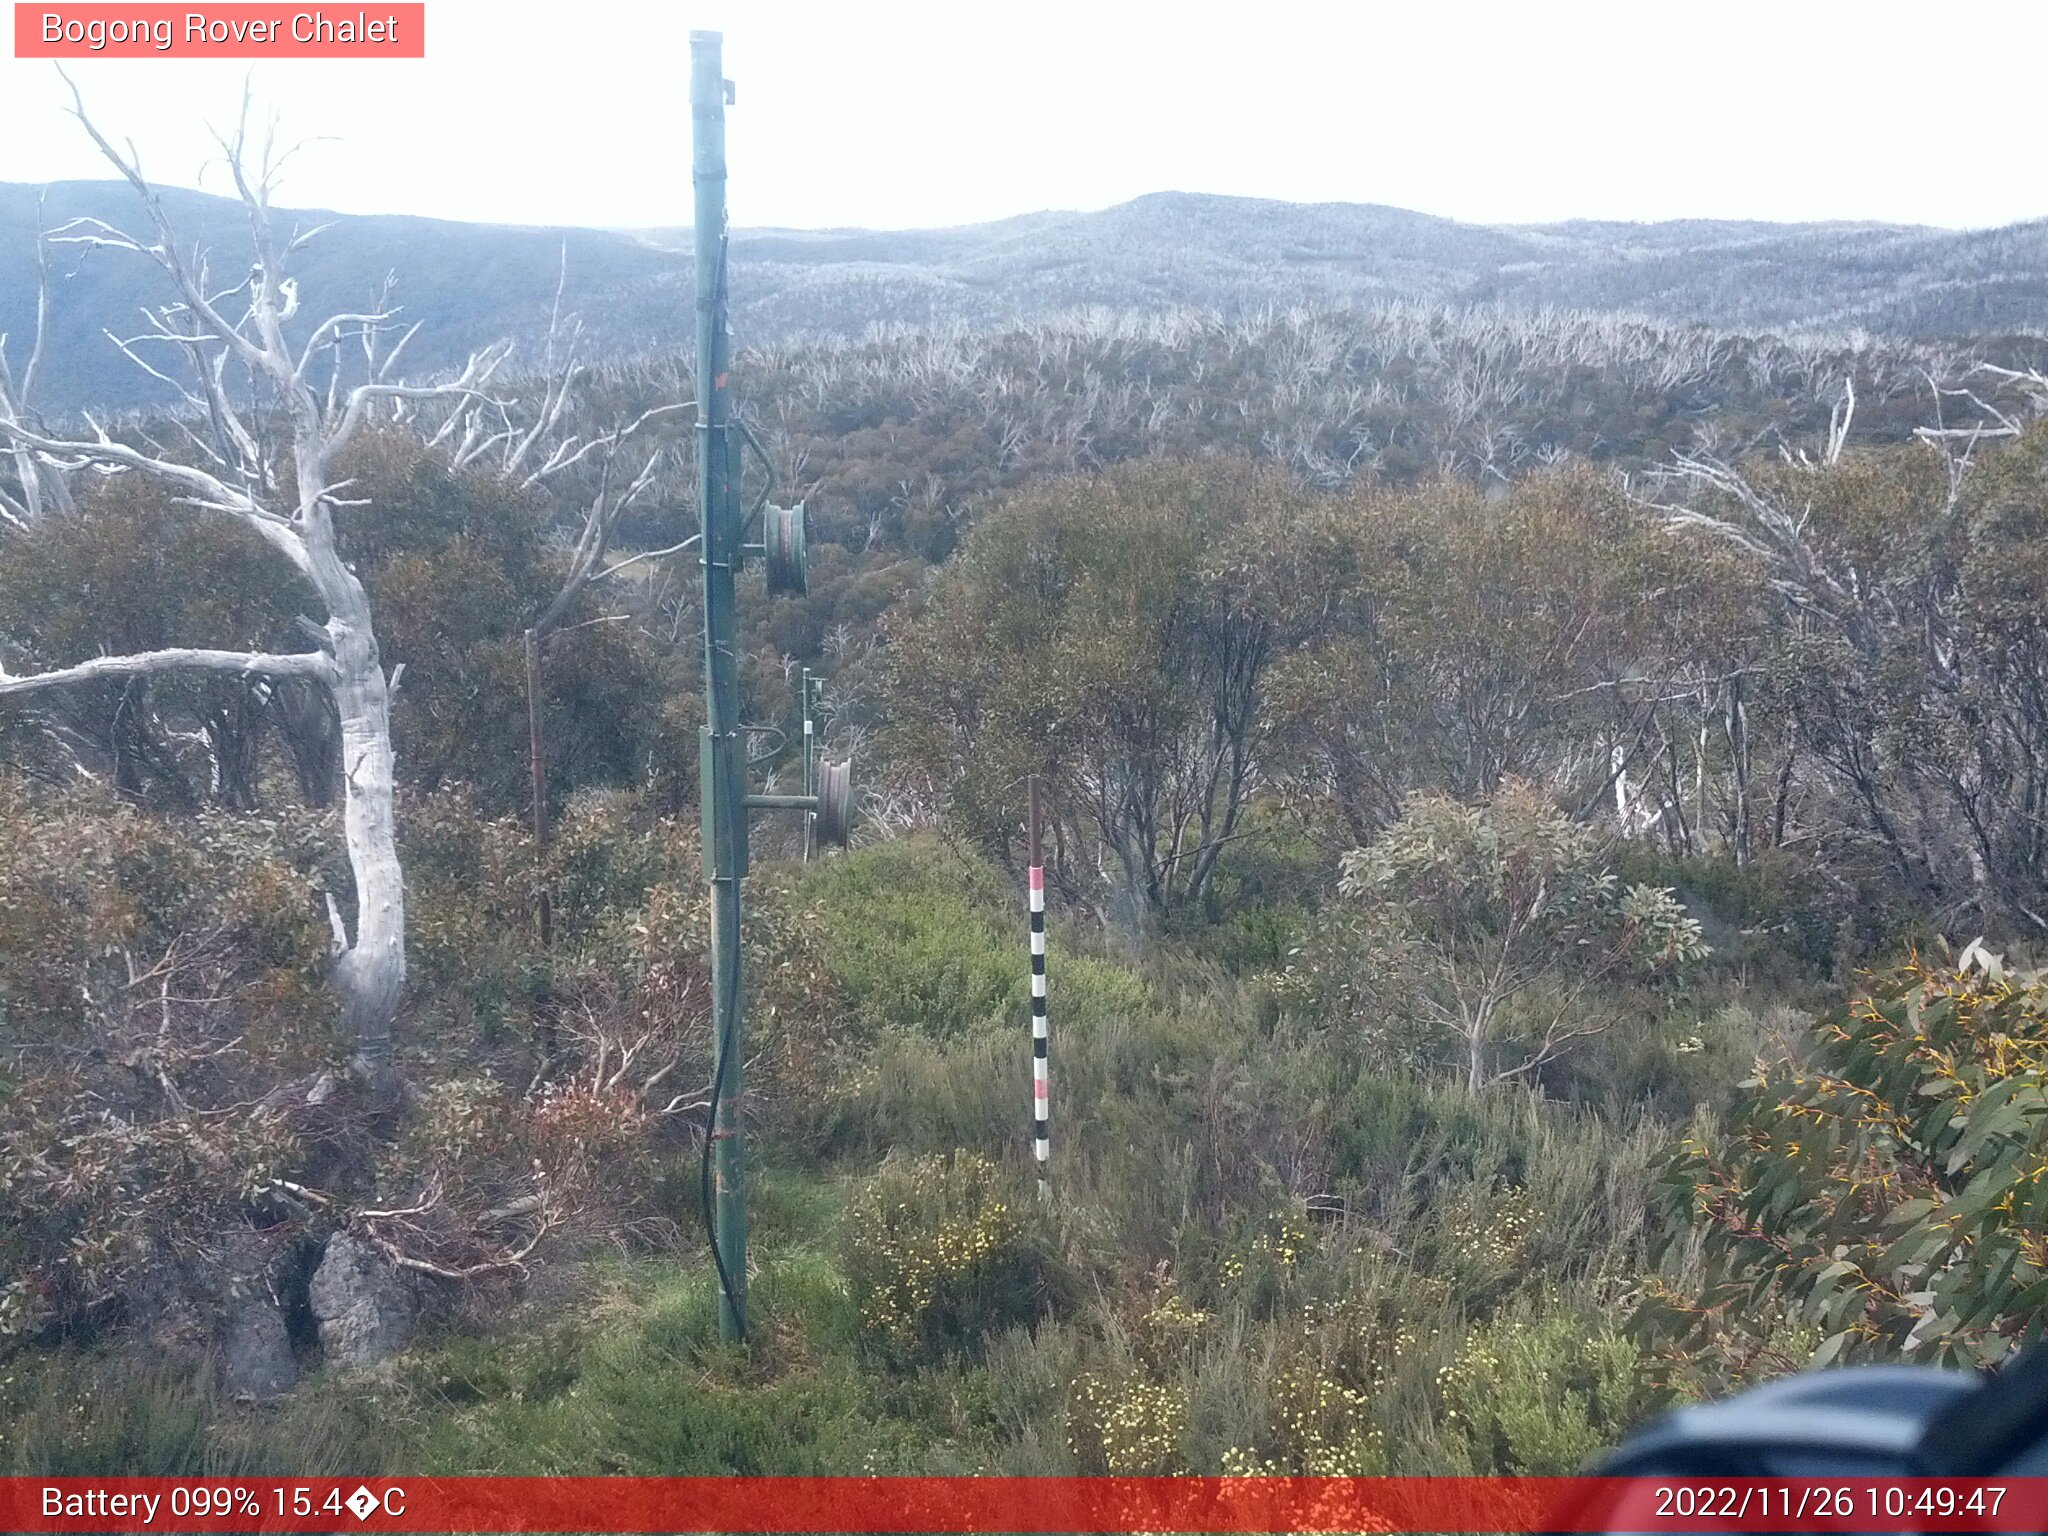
[692,29,747,1344]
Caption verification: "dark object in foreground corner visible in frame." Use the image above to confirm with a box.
[1560,1349,2048,1532]
[1589,1343,2048,1479]
[1596,1364,1977,1476]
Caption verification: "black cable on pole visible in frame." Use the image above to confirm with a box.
[696,210,746,1342]
[700,947,745,1340]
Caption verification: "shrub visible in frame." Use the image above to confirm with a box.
[0,785,332,1339]
[1218,1207,1313,1312]
[1427,1182,1542,1305]
[1438,1310,1642,1473]
[800,839,1022,1040]
[1055,954,1155,1031]
[840,1151,1055,1364]
[1066,1371,1188,1474]
[544,790,695,944]
[1132,1291,1212,1374]
[1288,782,1706,1091]
[1611,846,1845,985]
[1221,1357,1385,1476]
[398,784,541,1038]
[1165,803,1326,976]
[804,1029,1016,1162]
[1641,946,2048,1377]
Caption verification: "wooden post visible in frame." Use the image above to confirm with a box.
[524,627,552,948]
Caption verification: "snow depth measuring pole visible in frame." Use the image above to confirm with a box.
[691,30,852,1344]
[1028,776,1050,1193]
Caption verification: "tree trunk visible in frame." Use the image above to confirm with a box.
[1726,675,1751,866]
[320,570,406,1103]
[271,676,342,806]
[205,684,266,811]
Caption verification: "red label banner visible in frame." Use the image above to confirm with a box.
[13,5,425,57]
[2,1476,2044,1533]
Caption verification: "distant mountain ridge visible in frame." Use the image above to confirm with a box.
[5,182,2047,415]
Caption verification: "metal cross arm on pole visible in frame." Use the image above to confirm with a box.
[747,761,854,845]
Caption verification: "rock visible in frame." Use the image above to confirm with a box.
[222,1294,297,1398]
[127,1226,301,1397]
[309,1232,414,1367]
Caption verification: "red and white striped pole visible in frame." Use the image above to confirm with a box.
[1028,775,1050,1193]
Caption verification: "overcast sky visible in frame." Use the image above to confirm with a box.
[2,0,2043,233]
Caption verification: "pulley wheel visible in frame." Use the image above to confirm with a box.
[764,501,809,596]
[814,758,853,848]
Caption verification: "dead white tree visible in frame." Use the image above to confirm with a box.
[0,86,509,1102]
[0,195,74,527]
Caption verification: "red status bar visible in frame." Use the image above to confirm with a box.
[6,1476,2046,1533]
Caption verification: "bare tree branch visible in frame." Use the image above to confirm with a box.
[0,647,336,696]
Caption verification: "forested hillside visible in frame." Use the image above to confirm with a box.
[9,142,2048,1481]
[10,179,2048,416]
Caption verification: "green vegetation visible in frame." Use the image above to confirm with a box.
[9,228,2048,1475]
[0,783,1770,1477]
[1308,782,1707,1090]
[3,764,2039,1473]
[1641,947,2048,1388]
